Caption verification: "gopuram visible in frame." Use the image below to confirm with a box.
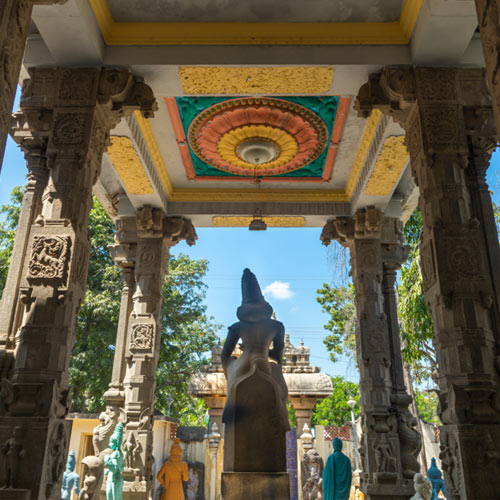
[220,268,290,500]
[0,1,500,500]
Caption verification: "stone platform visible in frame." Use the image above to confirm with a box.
[221,472,290,500]
[0,490,31,500]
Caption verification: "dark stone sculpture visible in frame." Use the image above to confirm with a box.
[221,268,290,473]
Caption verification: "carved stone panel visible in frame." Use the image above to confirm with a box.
[27,235,71,284]
[129,323,154,352]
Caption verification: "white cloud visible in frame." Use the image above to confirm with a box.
[263,281,295,300]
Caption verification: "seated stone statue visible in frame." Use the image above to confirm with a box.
[156,439,188,500]
[426,458,445,500]
[221,268,290,473]
[410,473,432,500]
[61,450,80,499]
[323,438,352,500]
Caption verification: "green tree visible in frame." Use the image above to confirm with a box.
[312,375,360,427]
[0,189,219,425]
[316,284,356,362]
[0,186,24,293]
[397,209,437,385]
[414,390,439,424]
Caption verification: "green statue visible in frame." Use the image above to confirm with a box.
[104,423,124,500]
[323,438,352,500]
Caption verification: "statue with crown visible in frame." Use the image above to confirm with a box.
[221,269,291,500]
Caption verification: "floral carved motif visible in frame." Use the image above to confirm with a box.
[28,235,71,282]
[52,113,88,146]
[130,324,154,351]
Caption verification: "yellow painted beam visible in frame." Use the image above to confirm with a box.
[89,0,423,46]
[213,216,305,227]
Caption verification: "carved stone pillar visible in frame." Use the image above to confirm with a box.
[104,217,138,413]
[0,0,67,172]
[474,0,500,141]
[0,67,156,499]
[0,131,49,360]
[120,208,197,499]
[289,397,317,434]
[321,209,421,500]
[356,66,500,500]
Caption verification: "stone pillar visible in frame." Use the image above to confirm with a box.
[0,128,49,365]
[119,208,197,499]
[0,67,156,499]
[0,0,67,172]
[356,66,500,500]
[208,423,222,500]
[474,0,500,141]
[321,209,421,500]
[289,397,317,434]
[104,217,138,413]
[204,396,226,433]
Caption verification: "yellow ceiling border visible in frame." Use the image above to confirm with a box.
[89,0,423,46]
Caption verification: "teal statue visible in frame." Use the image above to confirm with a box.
[61,450,80,499]
[427,458,445,500]
[323,438,352,500]
[104,423,124,500]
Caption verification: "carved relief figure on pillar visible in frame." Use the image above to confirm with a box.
[0,424,25,489]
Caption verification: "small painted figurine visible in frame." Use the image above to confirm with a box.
[426,458,446,500]
[410,473,432,500]
[104,423,124,500]
[61,450,80,499]
[323,438,352,500]
[156,439,188,500]
[1,425,25,489]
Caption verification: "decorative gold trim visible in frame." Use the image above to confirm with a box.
[364,136,409,196]
[133,111,174,197]
[89,0,422,46]
[179,67,334,94]
[108,136,154,195]
[213,216,305,227]
[170,188,347,203]
[345,109,383,198]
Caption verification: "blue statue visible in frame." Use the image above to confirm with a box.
[61,450,80,499]
[104,423,124,500]
[427,457,445,500]
[323,437,352,500]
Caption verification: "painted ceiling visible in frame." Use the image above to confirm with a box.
[168,96,342,182]
[107,0,404,23]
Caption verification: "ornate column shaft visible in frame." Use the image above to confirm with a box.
[474,0,500,141]
[0,134,49,355]
[321,209,420,500]
[120,208,196,498]
[356,66,500,500]
[0,67,156,499]
[104,217,138,411]
[0,0,67,172]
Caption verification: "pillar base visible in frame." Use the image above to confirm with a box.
[221,472,290,500]
[0,490,31,500]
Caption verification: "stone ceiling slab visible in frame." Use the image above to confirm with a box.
[107,0,404,23]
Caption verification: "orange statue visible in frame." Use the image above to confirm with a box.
[156,439,188,500]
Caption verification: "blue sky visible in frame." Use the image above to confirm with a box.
[1,89,499,384]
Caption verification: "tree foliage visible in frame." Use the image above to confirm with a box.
[397,209,437,385]
[0,189,219,425]
[316,284,356,362]
[312,376,360,427]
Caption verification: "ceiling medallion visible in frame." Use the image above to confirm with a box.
[188,98,329,176]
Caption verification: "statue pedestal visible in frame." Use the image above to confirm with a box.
[221,472,290,500]
[0,490,31,500]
